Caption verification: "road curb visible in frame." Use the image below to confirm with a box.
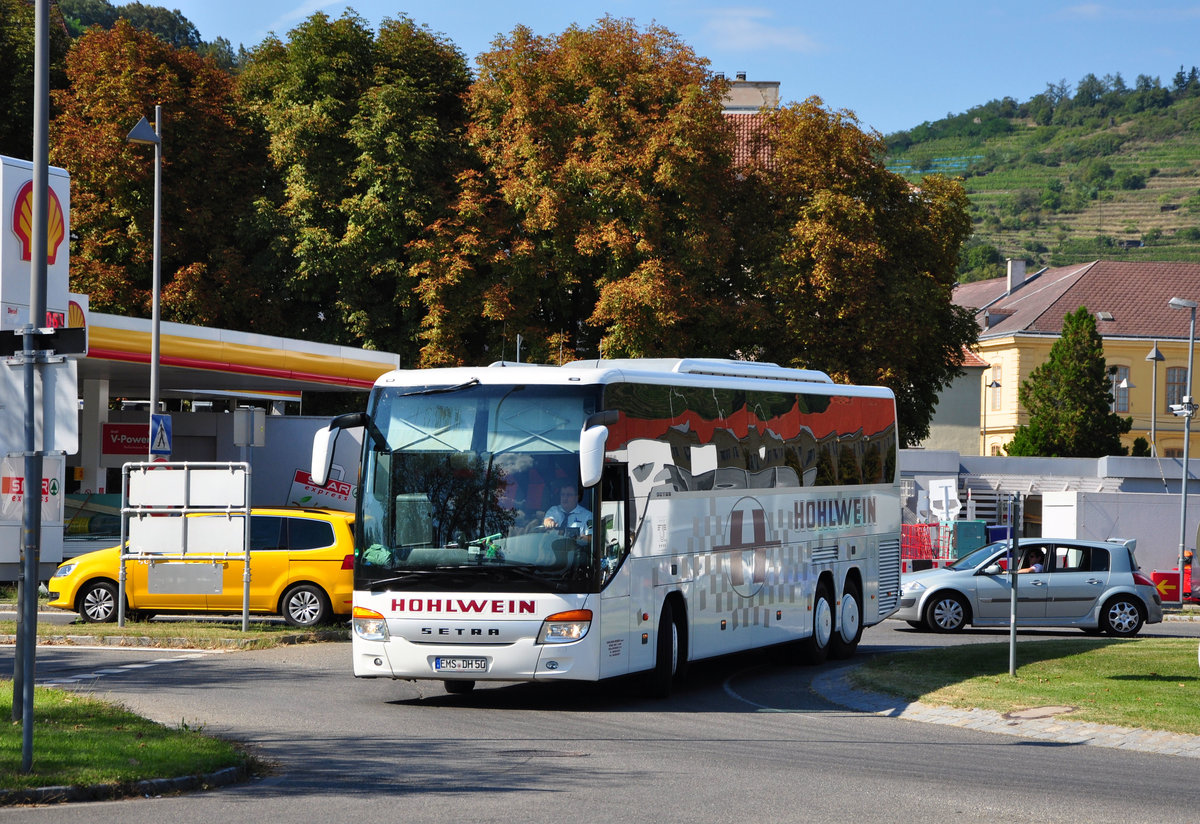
[0,763,250,806]
[812,665,1200,760]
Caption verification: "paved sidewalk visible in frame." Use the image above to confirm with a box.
[812,666,1200,760]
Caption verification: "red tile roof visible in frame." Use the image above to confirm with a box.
[960,346,989,368]
[725,112,773,169]
[953,260,1200,341]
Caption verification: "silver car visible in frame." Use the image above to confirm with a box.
[897,538,1164,637]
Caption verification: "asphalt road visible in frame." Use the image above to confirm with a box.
[4,618,1200,822]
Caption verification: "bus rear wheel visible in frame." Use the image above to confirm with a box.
[830,580,862,660]
[799,582,833,665]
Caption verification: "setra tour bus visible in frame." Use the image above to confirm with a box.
[310,358,902,696]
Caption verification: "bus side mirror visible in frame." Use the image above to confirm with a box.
[311,424,338,487]
[311,411,368,487]
[579,425,608,489]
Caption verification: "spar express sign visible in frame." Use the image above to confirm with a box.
[0,456,63,524]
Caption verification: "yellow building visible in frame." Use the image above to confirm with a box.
[954,260,1200,457]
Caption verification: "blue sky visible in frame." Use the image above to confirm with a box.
[164,1,1200,135]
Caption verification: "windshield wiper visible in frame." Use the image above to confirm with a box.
[362,562,556,591]
[400,379,480,398]
[491,564,554,585]
[363,567,485,591]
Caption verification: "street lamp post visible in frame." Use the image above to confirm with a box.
[1169,297,1197,606]
[126,106,162,460]
[981,377,1000,456]
[1147,342,1164,456]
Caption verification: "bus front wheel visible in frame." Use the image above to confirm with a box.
[646,601,684,699]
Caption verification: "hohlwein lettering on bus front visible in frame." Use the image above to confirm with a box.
[390,598,537,614]
[311,358,903,697]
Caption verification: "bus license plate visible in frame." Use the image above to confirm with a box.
[434,656,488,672]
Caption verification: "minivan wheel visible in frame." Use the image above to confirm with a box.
[282,584,331,627]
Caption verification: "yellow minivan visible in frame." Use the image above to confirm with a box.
[48,508,355,627]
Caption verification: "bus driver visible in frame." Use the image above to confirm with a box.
[543,485,592,539]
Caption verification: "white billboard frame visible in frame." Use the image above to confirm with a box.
[119,461,253,630]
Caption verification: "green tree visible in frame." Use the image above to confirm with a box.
[414,16,742,365]
[959,242,1004,282]
[1006,306,1131,457]
[59,0,200,48]
[742,98,978,446]
[239,11,471,357]
[0,0,71,160]
[51,21,279,331]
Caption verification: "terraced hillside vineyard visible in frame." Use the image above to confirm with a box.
[884,74,1200,280]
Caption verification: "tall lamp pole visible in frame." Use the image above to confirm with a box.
[126,107,162,459]
[1169,297,1197,606]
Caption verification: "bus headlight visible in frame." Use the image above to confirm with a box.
[537,609,592,644]
[353,606,389,641]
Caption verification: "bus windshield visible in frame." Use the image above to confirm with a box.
[356,381,603,594]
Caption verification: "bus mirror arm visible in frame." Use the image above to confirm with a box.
[579,425,609,489]
[311,411,369,487]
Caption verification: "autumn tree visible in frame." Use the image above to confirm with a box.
[51,20,280,330]
[1006,306,1131,457]
[238,11,471,357]
[414,16,745,366]
[741,98,978,445]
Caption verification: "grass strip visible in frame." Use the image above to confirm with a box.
[0,680,252,795]
[851,637,1200,735]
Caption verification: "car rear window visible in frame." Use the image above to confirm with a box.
[287,518,335,550]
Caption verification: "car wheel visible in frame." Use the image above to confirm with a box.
[799,582,834,665]
[830,580,863,660]
[78,580,119,623]
[1101,595,1145,637]
[924,591,968,633]
[282,584,331,627]
[444,680,475,695]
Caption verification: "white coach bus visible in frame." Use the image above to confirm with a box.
[311,358,902,696]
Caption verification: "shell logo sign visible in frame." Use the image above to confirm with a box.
[2,157,71,329]
[11,180,65,264]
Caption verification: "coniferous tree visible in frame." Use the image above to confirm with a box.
[1006,306,1131,456]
